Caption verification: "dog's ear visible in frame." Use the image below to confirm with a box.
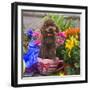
[55,26,59,33]
[40,21,46,33]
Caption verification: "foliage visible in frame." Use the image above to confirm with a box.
[56,32,80,75]
[49,14,74,31]
[56,42,80,75]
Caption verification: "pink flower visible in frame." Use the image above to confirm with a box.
[56,39,64,44]
[56,32,66,38]
[35,40,41,46]
[59,40,64,44]
[32,32,40,37]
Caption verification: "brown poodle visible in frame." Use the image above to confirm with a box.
[39,19,59,60]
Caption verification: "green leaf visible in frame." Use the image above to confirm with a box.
[65,66,76,75]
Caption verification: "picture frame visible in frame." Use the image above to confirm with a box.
[11,2,88,87]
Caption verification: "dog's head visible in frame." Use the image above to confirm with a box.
[41,19,59,35]
[41,19,59,45]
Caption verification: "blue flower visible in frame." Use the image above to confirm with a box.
[23,40,40,68]
[26,28,33,38]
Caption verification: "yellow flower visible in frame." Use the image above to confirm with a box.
[75,35,78,39]
[65,36,78,57]
[65,37,73,50]
[59,72,64,76]
[65,36,78,49]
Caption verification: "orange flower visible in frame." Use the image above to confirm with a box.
[64,28,80,38]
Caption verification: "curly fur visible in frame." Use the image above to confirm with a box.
[39,19,59,59]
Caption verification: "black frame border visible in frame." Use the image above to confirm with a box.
[11,2,88,87]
